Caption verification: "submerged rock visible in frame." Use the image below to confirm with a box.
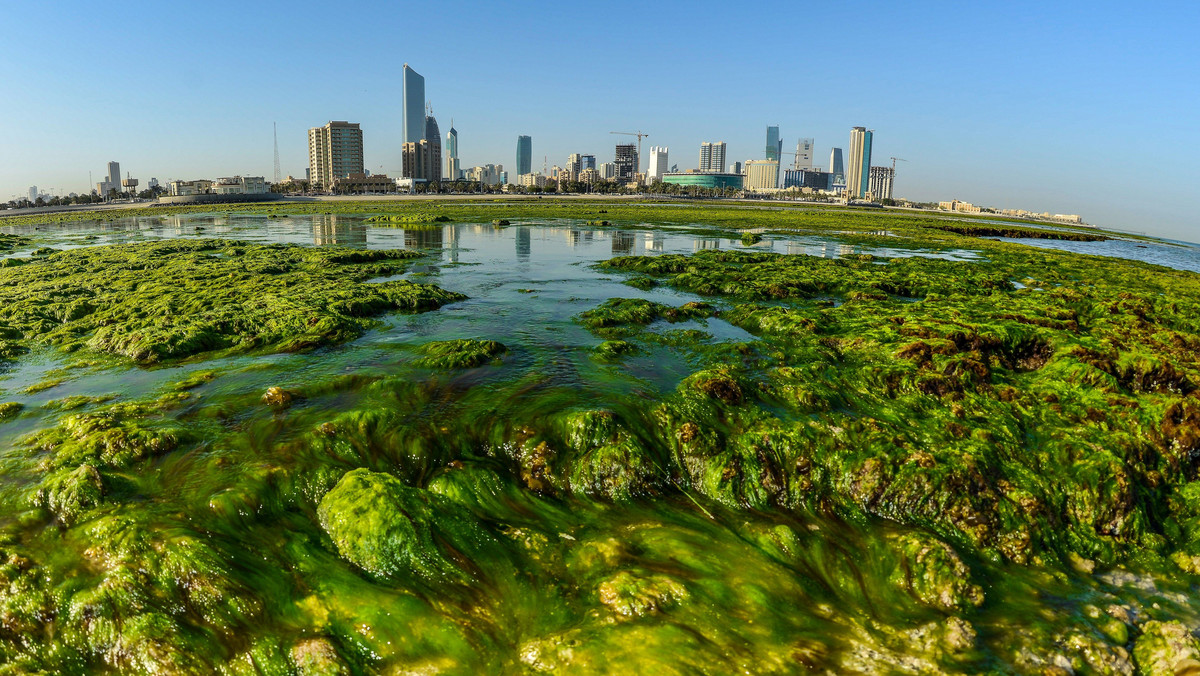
[413,339,507,369]
[316,468,490,582]
[888,533,985,612]
[262,386,295,408]
[1134,621,1200,676]
[597,570,689,618]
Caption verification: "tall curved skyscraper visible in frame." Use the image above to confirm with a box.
[402,64,425,147]
[425,109,442,181]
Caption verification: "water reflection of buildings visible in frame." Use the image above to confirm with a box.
[515,226,531,261]
[694,238,721,251]
[444,224,460,262]
[312,215,367,246]
[404,227,444,250]
[611,230,635,256]
[643,232,664,252]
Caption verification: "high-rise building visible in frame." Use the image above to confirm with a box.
[402,64,425,148]
[847,127,874,198]
[599,162,616,180]
[745,160,780,191]
[516,135,532,176]
[308,121,364,189]
[614,143,638,182]
[765,126,782,162]
[107,161,121,188]
[445,122,460,180]
[402,140,431,181]
[646,146,669,182]
[793,138,814,170]
[566,153,582,181]
[27,186,37,201]
[699,142,726,172]
[579,154,596,172]
[424,108,442,182]
[728,161,742,175]
[829,148,845,189]
[869,166,895,200]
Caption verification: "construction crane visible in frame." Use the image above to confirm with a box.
[610,130,649,171]
[890,157,907,171]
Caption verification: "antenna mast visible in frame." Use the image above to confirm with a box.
[273,122,282,184]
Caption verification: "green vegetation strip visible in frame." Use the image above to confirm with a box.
[0,239,463,365]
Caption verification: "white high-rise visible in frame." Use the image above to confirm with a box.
[646,146,669,182]
[793,138,814,170]
[699,142,726,172]
[847,127,873,199]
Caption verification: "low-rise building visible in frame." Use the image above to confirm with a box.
[783,168,832,191]
[662,172,744,190]
[168,179,214,196]
[330,173,397,193]
[211,176,268,195]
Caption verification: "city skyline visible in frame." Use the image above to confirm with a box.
[1,2,1196,238]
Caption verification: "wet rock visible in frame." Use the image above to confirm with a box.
[262,386,294,408]
[413,339,507,369]
[1134,621,1200,676]
[291,637,350,675]
[888,533,985,611]
[316,468,489,582]
[33,463,104,524]
[597,570,689,618]
[0,401,22,422]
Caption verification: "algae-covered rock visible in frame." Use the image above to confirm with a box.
[597,570,689,618]
[413,339,507,368]
[0,401,22,422]
[262,386,295,408]
[291,638,351,676]
[33,463,104,524]
[317,468,490,582]
[1134,621,1200,676]
[593,339,637,360]
[888,533,985,611]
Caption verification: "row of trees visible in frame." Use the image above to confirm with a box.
[1,186,166,211]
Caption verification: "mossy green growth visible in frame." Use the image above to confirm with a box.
[740,232,763,245]
[1133,621,1200,675]
[316,468,493,583]
[0,239,464,364]
[0,401,22,422]
[413,339,507,368]
[578,298,715,338]
[364,213,450,226]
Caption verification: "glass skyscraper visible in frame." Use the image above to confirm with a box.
[848,127,873,199]
[765,126,782,162]
[829,148,845,185]
[516,135,532,175]
[402,64,425,148]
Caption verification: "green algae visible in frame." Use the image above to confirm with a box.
[0,239,464,365]
[413,339,507,368]
[0,401,23,422]
[0,203,1197,673]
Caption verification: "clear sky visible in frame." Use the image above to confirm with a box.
[1,1,1196,239]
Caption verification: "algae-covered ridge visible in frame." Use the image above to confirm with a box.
[0,238,463,365]
[0,202,1198,674]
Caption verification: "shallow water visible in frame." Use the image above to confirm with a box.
[996,235,1200,273]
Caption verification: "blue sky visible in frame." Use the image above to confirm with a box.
[1,0,1196,238]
